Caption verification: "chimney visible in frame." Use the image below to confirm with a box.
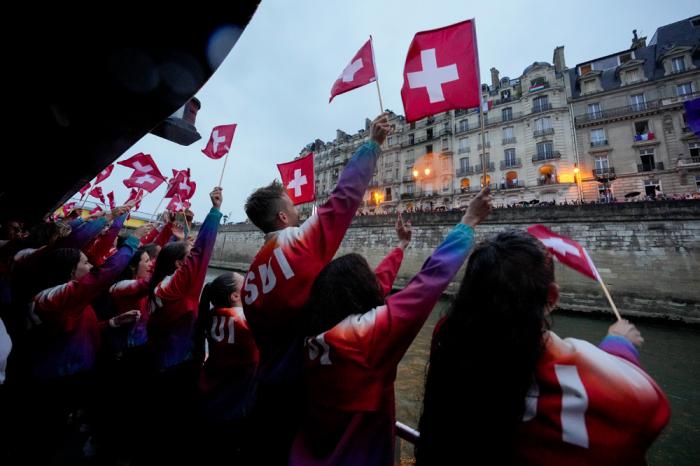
[631,29,647,49]
[490,67,500,88]
[553,46,566,73]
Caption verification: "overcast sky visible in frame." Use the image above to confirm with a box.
[88,0,698,222]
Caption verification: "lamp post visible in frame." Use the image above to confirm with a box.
[573,165,583,202]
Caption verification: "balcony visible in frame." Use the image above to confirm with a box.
[477,142,491,150]
[537,176,560,186]
[474,162,495,173]
[590,139,609,148]
[593,167,616,181]
[458,147,471,154]
[533,127,555,138]
[403,175,414,182]
[500,158,522,170]
[456,166,475,177]
[574,100,661,125]
[532,151,561,163]
[382,178,394,184]
[678,156,700,167]
[455,124,470,135]
[637,162,665,172]
[400,193,414,200]
[531,103,552,114]
[632,132,656,144]
[528,81,550,93]
[501,180,525,190]
[502,137,517,145]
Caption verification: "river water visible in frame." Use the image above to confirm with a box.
[206,268,700,465]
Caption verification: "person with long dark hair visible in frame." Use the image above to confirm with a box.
[290,188,492,466]
[195,271,259,464]
[415,230,670,466]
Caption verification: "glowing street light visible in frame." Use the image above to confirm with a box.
[424,168,431,176]
[412,169,419,178]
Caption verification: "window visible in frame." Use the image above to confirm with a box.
[672,57,686,73]
[677,82,693,97]
[406,183,414,194]
[458,119,469,132]
[537,141,554,158]
[594,155,609,170]
[442,179,450,192]
[644,179,660,198]
[696,176,700,193]
[634,120,651,138]
[387,136,394,146]
[503,127,514,140]
[580,63,593,75]
[442,137,449,151]
[630,93,646,111]
[500,89,512,101]
[590,128,606,146]
[582,79,597,94]
[459,157,469,172]
[502,107,513,122]
[426,128,433,139]
[625,68,641,83]
[406,150,415,165]
[619,52,633,64]
[535,117,552,132]
[410,122,415,130]
[441,158,450,171]
[598,184,613,202]
[504,148,516,166]
[408,133,415,145]
[639,148,655,172]
[459,137,469,153]
[426,144,433,154]
[690,142,700,159]
[587,103,602,119]
[533,95,549,112]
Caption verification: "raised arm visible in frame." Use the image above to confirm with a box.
[56,216,108,250]
[83,210,128,266]
[369,187,492,367]
[294,114,390,263]
[156,187,222,302]
[599,319,644,366]
[374,213,411,296]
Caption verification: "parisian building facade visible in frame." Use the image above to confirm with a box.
[298,15,700,215]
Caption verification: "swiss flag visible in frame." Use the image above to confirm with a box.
[79,182,91,197]
[106,191,115,210]
[89,205,103,215]
[166,193,191,212]
[165,168,196,199]
[88,186,106,204]
[118,152,165,181]
[401,19,481,122]
[202,124,237,159]
[527,225,601,281]
[123,170,165,193]
[329,39,377,103]
[62,202,76,217]
[125,188,145,210]
[277,152,315,205]
[95,164,114,184]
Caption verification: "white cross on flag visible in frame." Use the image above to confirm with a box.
[202,124,237,160]
[95,164,114,184]
[401,19,481,122]
[277,152,315,205]
[527,224,601,281]
[88,186,106,204]
[166,193,191,212]
[165,168,196,200]
[122,170,165,193]
[117,152,165,180]
[329,39,377,103]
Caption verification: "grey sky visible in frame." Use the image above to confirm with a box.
[91,0,698,222]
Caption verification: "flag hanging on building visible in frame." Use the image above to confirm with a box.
[401,19,481,122]
[685,97,700,137]
[95,164,114,184]
[202,124,237,159]
[277,152,315,205]
[329,39,377,102]
[527,224,601,281]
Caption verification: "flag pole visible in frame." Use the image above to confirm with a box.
[218,151,230,188]
[151,194,166,221]
[369,35,384,114]
[597,278,622,321]
[479,103,488,189]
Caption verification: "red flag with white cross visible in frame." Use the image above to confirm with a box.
[277,152,315,205]
[401,19,481,122]
[62,202,76,217]
[125,188,144,210]
[329,39,377,103]
[166,193,191,212]
[79,182,91,197]
[117,152,166,181]
[95,164,114,184]
[106,191,115,210]
[202,124,237,159]
[165,168,196,200]
[123,170,165,193]
[527,224,601,281]
[89,205,103,215]
[88,186,106,204]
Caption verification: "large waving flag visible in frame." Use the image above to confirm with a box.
[527,224,600,281]
[118,152,165,181]
[329,39,377,103]
[277,152,315,205]
[401,19,481,122]
[202,124,237,160]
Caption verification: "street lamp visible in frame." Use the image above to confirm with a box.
[424,168,431,176]
[573,164,583,202]
[412,169,419,178]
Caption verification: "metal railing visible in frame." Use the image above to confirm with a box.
[637,162,665,172]
[500,158,522,170]
[501,180,525,189]
[532,151,561,162]
[400,193,414,200]
[590,139,608,147]
[575,100,661,124]
[593,167,615,177]
[477,142,491,150]
[533,127,554,138]
[456,166,475,176]
[502,137,517,145]
[458,147,470,154]
[531,103,552,114]
[678,156,700,166]
[474,162,495,172]
[537,176,559,186]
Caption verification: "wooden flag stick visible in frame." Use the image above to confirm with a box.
[370,35,384,114]
[597,277,622,321]
[479,104,488,188]
[218,151,230,188]
[151,195,166,221]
